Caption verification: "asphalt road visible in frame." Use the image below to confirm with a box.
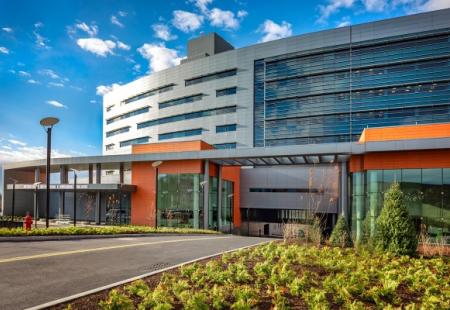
[0,235,271,310]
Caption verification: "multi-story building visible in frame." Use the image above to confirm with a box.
[2,9,450,241]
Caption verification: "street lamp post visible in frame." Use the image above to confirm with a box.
[33,182,42,228]
[70,168,78,226]
[40,117,59,228]
[152,161,163,228]
[9,178,18,224]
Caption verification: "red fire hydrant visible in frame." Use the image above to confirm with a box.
[23,214,33,231]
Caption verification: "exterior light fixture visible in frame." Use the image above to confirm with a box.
[40,117,59,228]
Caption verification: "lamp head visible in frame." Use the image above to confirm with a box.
[152,161,163,168]
[9,177,18,184]
[40,117,59,128]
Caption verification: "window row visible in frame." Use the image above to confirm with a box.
[216,87,237,97]
[213,142,236,149]
[106,107,150,125]
[137,106,237,129]
[106,126,130,138]
[185,69,237,86]
[159,128,203,141]
[119,136,150,148]
[216,124,236,133]
[159,93,203,109]
[121,84,174,105]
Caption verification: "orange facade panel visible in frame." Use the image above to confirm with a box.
[359,123,450,143]
[222,166,241,228]
[132,140,214,154]
[131,162,156,226]
[350,150,450,172]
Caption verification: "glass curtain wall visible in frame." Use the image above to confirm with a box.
[156,173,232,230]
[351,168,450,242]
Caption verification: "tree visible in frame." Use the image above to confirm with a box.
[375,182,417,255]
[329,216,353,247]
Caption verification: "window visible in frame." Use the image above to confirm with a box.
[213,142,236,149]
[137,106,237,129]
[106,105,114,112]
[216,124,237,133]
[122,84,174,104]
[159,94,203,109]
[106,126,130,138]
[119,136,149,147]
[185,69,237,86]
[159,128,203,141]
[105,144,114,151]
[216,87,237,97]
[106,107,149,124]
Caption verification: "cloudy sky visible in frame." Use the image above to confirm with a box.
[0,0,449,168]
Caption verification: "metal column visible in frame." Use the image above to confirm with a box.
[88,164,93,184]
[119,162,124,184]
[59,165,68,217]
[203,160,209,230]
[217,165,223,231]
[95,163,101,224]
[340,161,349,220]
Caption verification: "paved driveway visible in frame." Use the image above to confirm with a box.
[0,235,271,310]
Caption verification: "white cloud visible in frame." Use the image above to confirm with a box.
[2,27,12,33]
[337,16,352,27]
[48,82,64,88]
[8,139,27,146]
[0,46,9,54]
[192,0,213,14]
[132,63,141,73]
[27,79,40,84]
[361,0,387,11]
[415,0,450,11]
[0,145,70,163]
[208,8,240,30]
[118,11,128,17]
[116,41,131,50]
[96,83,121,96]
[237,10,248,18]
[76,38,116,56]
[258,20,293,43]
[38,69,59,79]
[111,15,124,28]
[18,70,31,77]
[46,100,67,109]
[172,10,204,33]
[138,43,182,73]
[317,0,355,24]
[75,22,98,37]
[90,99,97,104]
[152,23,177,41]
[33,22,50,49]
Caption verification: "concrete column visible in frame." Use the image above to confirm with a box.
[193,175,200,229]
[88,164,93,184]
[203,160,209,230]
[96,163,101,184]
[217,165,223,231]
[119,163,124,184]
[95,192,101,224]
[340,161,349,220]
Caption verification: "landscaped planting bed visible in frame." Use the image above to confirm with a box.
[0,226,220,237]
[58,241,450,309]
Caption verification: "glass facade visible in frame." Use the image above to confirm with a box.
[254,31,450,147]
[185,69,237,86]
[159,128,203,141]
[122,84,174,105]
[216,87,237,97]
[216,124,236,133]
[119,136,150,148]
[213,142,237,149]
[159,94,203,109]
[156,173,233,230]
[106,107,149,124]
[351,168,450,242]
[106,126,130,138]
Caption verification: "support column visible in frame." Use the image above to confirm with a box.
[340,161,349,220]
[217,166,223,231]
[119,163,124,184]
[203,160,209,230]
[193,175,200,229]
[59,165,68,217]
[88,164,93,184]
[96,163,101,184]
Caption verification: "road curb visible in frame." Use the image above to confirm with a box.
[25,239,271,310]
[0,233,222,242]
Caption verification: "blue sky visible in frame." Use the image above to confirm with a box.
[0,0,449,166]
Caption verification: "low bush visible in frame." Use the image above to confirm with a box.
[0,225,220,237]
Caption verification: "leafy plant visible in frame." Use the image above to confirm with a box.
[376,182,418,255]
[99,289,134,310]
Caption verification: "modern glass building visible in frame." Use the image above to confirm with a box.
[2,9,450,241]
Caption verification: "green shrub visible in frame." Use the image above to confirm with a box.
[329,216,353,247]
[375,182,417,256]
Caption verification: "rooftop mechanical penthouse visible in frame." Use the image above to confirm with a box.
[3,9,450,241]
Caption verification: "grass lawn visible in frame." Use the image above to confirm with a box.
[0,226,220,237]
[59,241,449,309]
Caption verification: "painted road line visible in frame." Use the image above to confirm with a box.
[25,239,271,310]
[0,236,231,264]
